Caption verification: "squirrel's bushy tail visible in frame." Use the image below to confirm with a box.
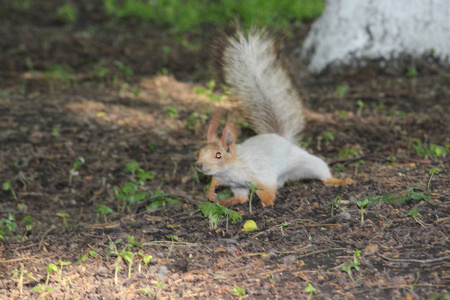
[223,28,305,143]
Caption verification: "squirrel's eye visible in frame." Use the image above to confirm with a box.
[215,152,222,159]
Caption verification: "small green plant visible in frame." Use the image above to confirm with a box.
[117,161,178,211]
[22,215,33,240]
[68,156,85,186]
[114,61,133,78]
[341,250,361,283]
[12,0,31,9]
[232,286,246,299]
[108,237,153,284]
[51,125,60,137]
[331,195,340,217]
[357,189,430,207]
[336,85,349,98]
[116,182,148,208]
[145,190,180,211]
[12,262,38,295]
[166,106,178,118]
[338,148,359,159]
[280,221,289,235]
[193,80,224,102]
[197,202,242,230]
[385,155,398,167]
[410,138,449,160]
[57,212,70,229]
[45,263,58,285]
[406,208,425,227]
[148,142,158,152]
[322,131,335,141]
[90,66,111,79]
[32,284,53,293]
[57,260,71,280]
[3,181,17,200]
[75,254,88,264]
[125,160,140,178]
[45,65,75,93]
[407,66,418,77]
[246,182,262,213]
[356,100,366,117]
[96,203,114,222]
[427,167,441,192]
[304,283,317,300]
[108,240,132,285]
[334,163,346,173]
[356,198,368,227]
[137,252,153,273]
[127,236,144,248]
[0,213,17,239]
[166,235,179,259]
[57,3,77,23]
[125,160,154,184]
[103,0,325,34]
[186,111,208,130]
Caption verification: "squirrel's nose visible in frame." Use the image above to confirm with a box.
[196,163,202,171]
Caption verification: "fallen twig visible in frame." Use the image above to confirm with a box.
[329,153,432,166]
[377,252,450,263]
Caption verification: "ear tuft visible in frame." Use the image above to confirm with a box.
[206,110,224,142]
[220,112,238,152]
[223,130,235,152]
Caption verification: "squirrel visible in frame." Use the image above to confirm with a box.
[196,28,355,207]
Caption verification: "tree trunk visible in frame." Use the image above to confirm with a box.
[302,0,450,72]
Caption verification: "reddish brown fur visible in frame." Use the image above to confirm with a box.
[323,177,356,186]
[255,183,277,206]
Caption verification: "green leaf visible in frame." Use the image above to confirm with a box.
[73,157,85,170]
[246,182,262,190]
[243,220,258,232]
[58,260,72,267]
[137,170,153,182]
[197,202,242,228]
[76,254,88,264]
[47,263,58,274]
[304,283,316,293]
[322,131,335,141]
[2,181,11,191]
[120,251,133,263]
[429,167,441,175]
[167,106,178,117]
[232,286,246,296]
[142,255,152,264]
[356,198,369,209]
[97,203,114,215]
[125,160,140,173]
[127,236,143,247]
[407,208,420,217]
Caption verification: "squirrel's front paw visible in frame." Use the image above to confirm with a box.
[323,177,356,186]
[207,191,219,203]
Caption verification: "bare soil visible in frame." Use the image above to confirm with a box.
[0,1,449,299]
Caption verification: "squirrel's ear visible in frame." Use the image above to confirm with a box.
[221,112,238,152]
[221,129,235,153]
[206,110,223,142]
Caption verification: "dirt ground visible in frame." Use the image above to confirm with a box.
[0,1,449,299]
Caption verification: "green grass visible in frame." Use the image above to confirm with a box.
[103,0,325,33]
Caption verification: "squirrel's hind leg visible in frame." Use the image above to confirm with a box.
[255,185,277,207]
[323,177,356,186]
[219,188,249,206]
